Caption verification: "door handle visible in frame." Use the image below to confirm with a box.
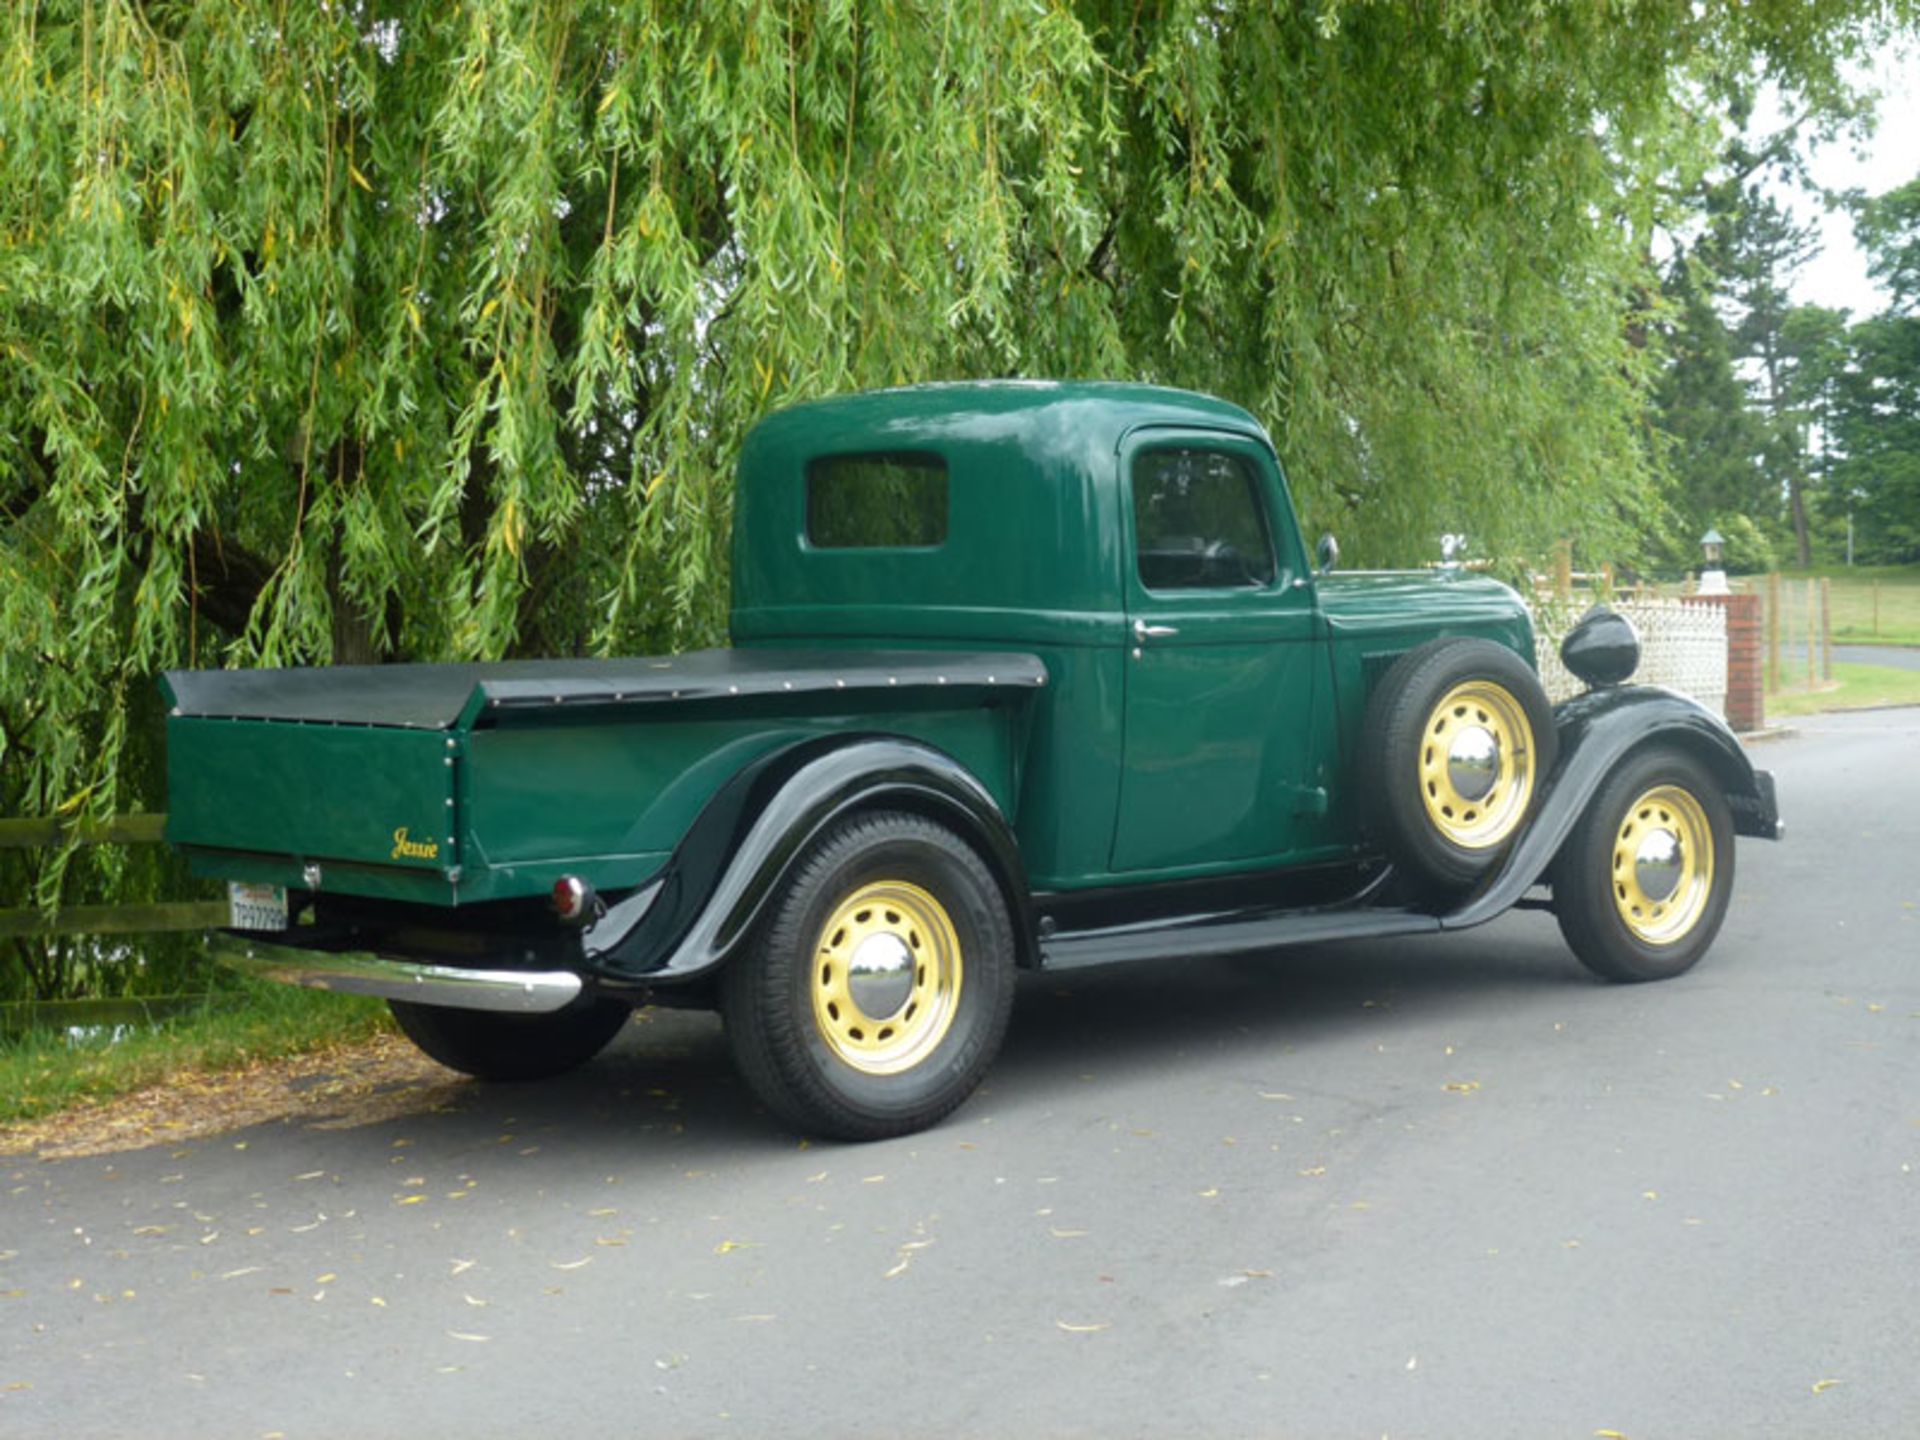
[1132,620,1179,643]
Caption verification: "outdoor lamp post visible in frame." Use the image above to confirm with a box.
[1699,526,1729,596]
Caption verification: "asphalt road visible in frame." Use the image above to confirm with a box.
[5,710,1917,1440]
[1835,643,1920,671]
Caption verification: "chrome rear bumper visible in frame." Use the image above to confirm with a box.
[222,941,585,1015]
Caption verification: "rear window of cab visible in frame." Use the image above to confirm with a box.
[806,452,949,549]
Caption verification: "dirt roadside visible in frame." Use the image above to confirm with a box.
[0,1034,468,1161]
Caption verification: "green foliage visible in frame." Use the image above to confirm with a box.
[1827,184,1920,564]
[1714,514,1777,575]
[1721,189,1829,567]
[1832,311,1920,562]
[1857,176,1920,311]
[3,0,1916,974]
[1652,128,1914,574]
[1650,251,1774,566]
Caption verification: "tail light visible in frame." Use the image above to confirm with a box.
[552,875,596,924]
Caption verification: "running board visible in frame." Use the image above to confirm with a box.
[1038,902,1442,970]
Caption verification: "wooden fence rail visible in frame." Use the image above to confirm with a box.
[0,813,224,940]
[0,813,168,849]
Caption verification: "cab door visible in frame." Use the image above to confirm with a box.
[1109,431,1327,874]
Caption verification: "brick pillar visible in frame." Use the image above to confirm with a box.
[1690,593,1764,734]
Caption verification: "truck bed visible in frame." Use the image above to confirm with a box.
[163,647,1045,907]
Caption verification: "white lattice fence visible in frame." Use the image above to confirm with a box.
[1534,599,1728,718]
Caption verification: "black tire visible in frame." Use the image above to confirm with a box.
[1553,745,1734,983]
[721,810,1016,1141]
[1359,637,1558,900]
[389,994,631,1082]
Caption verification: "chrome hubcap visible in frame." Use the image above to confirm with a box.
[1447,725,1501,803]
[1633,827,1684,904]
[846,931,916,1018]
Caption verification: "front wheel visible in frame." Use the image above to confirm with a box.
[389,994,632,1082]
[722,810,1016,1141]
[1553,746,1735,983]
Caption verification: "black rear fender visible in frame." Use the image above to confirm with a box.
[581,735,1032,986]
[1442,686,1780,931]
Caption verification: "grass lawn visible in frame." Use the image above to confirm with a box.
[1767,660,1920,719]
[0,978,391,1126]
[1752,565,1920,646]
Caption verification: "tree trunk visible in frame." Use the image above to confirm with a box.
[1787,473,1813,569]
[326,541,384,667]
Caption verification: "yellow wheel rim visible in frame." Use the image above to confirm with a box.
[1610,784,1715,945]
[810,880,963,1076]
[1418,681,1537,849]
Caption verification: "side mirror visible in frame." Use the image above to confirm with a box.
[1315,533,1340,576]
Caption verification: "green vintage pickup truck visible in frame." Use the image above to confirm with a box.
[165,382,1780,1138]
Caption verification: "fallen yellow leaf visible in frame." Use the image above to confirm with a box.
[1812,1379,1842,1394]
[1443,1080,1481,1093]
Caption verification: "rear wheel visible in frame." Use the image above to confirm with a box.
[1553,746,1734,983]
[389,995,631,1082]
[722,811,1016,1141]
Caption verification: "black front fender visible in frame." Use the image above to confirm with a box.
[579,735,1031,987]
[1442,685,1781,931]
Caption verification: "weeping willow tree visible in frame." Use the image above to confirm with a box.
[0,1,1912,959]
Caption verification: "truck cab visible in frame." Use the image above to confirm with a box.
[732,383,1533,884]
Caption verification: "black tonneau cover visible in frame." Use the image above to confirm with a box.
[161,648,1048,731]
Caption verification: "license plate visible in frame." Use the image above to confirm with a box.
[228,882,288,931]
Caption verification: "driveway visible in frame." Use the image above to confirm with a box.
[4,710,1917,1439]
[1835,643,1920,670]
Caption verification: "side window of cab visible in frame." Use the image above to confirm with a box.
[1131,448,1277,591]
